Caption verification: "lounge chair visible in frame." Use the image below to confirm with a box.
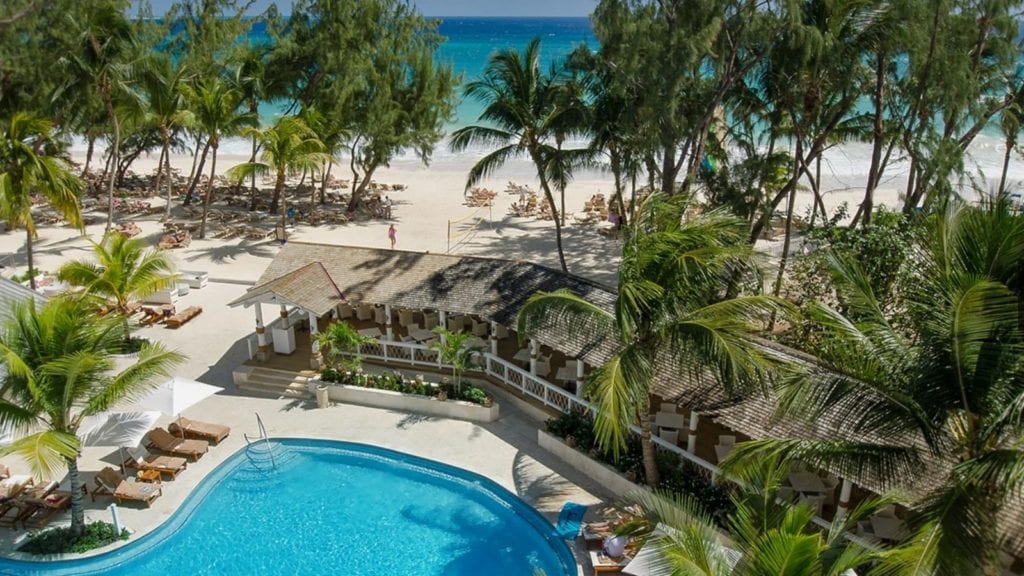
[122,446,188,479]
[0,481,57,528]
[0,468,35,504]
[147,427,209,461]
[165,305,202,328]
[90,467,161,508]
[168,417,231,445]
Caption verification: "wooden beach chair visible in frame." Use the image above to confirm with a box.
[147,427,209,461]
[90,467,162,508]
[165,306,202,328]
[122,446,188,480]
[168,417,230,445]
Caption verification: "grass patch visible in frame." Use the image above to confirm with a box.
[20,521,129,555]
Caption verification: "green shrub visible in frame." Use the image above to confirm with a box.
[317,370,491,405]
[458,385,488,406]
[20,521,129,555]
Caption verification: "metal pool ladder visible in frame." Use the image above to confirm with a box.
[244,412,277,470]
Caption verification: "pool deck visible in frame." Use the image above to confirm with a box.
[0,281,613,575]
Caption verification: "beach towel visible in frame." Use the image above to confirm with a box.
[553,501,588,539]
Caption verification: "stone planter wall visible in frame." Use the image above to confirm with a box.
[313,381,500,423]
[537,429,646,499]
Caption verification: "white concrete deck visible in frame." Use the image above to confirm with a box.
[0,280,614,574]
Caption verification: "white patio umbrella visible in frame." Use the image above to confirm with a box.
[133,377,223,436]
[78,410,162,473]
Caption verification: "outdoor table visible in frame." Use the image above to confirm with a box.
[357,327,382,338]
[408,327,435,342]
[654,412,687,431]
[870,516,907,541]
[512,348,530,365]
[555,366,577,382]
[787,472,827,494]
[464,336,487,349]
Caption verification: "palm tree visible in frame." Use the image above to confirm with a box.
[0,298,182,538]
[185,78,254,239]
[725,201,1024,575]
[430,327,477,395]
[0,113,84,289]
[60,2,137,233]
[626,456,894,576]
[57,233,177,345]
[138,54,193,221]
[227,116,328,223]
[450,38,583,273]
[316,321,374,371]
[517,194,783,485]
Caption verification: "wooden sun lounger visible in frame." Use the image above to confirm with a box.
[0,481,57,529]
[169,417,230,445]
[122,448,188,480]
[165,306,202,329]
[147,427,209,461]
[90,467,161,508]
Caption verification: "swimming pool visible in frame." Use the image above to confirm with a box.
[0,439,576,575]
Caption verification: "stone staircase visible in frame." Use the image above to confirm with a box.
[234,366,315,399]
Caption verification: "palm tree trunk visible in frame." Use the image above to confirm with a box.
[771,137,803,310]
[81,136,95,177]
[184,140,210,207]
[199,141,218,239]
[270,170,286,215]
[638,409,660,486]
[26,227,36,290]
[163,133,175,221]
[104,99,121,234]
[853,50,887,229]
[66,456,85,537]
[537,176,568,273]
[999,134,1015,196]
[154,140,165,216]
[320,160,332,204]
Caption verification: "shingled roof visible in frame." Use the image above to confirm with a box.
[231,262,343,317]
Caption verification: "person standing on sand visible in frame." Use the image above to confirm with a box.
[384,196,392,219]
[388,224,397,249]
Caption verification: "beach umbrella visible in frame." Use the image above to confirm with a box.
[133,377,223,436]
[78,411,162,473]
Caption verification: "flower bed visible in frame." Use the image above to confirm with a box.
[316,368,500,423]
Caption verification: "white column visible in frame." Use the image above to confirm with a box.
[439,311,448,345]
[308,310,321,369]
[279,304,289,329]
[384,303,393,341]
[575,359,585,398]
[835,479,854,520]
[254,304,269,359]
[490,321,498,355]
[686,411,700,454]
[529,338,539,375]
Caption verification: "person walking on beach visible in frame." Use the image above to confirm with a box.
[384,196,392,219]
[388,224,397,249]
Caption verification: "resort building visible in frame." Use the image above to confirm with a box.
[229,241,1024,571]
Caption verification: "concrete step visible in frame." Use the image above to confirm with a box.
[239,380,312,400]
[239,367,313,399]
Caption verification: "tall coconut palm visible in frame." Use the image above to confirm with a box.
[57,233,177,345]
[138,54,193,221]
[0,298,182,538]
[185,78,254,239]
[0,113,83,289]
[626,456,895,576]
[517,194,783,485]
[724,201,1024,575]
[450,38,584,273]
[227,116,328,220]
[60,1,137,233]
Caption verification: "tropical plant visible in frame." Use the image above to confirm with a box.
[0,297,182,538]
[227,115,328,216]
[58,0,137,233]
[724,200,1024,575]
[0,113,83,289]
[316,321,375,372]
[184,77,254,239]
[626,455,895,576]
[517,194,783,485]
[429,327,477,395]
[56,233,177,345]
[450,38,584,273]
[137,54,193,220]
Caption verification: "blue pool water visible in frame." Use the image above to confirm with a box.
[0,439,575,576]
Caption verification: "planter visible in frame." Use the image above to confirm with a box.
[312,382,500,423]
[538,429,646,498]
[314,381,329,409]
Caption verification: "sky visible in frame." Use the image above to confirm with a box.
[144,0,597,17]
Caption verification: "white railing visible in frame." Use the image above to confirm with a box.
[482,353,586,414]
